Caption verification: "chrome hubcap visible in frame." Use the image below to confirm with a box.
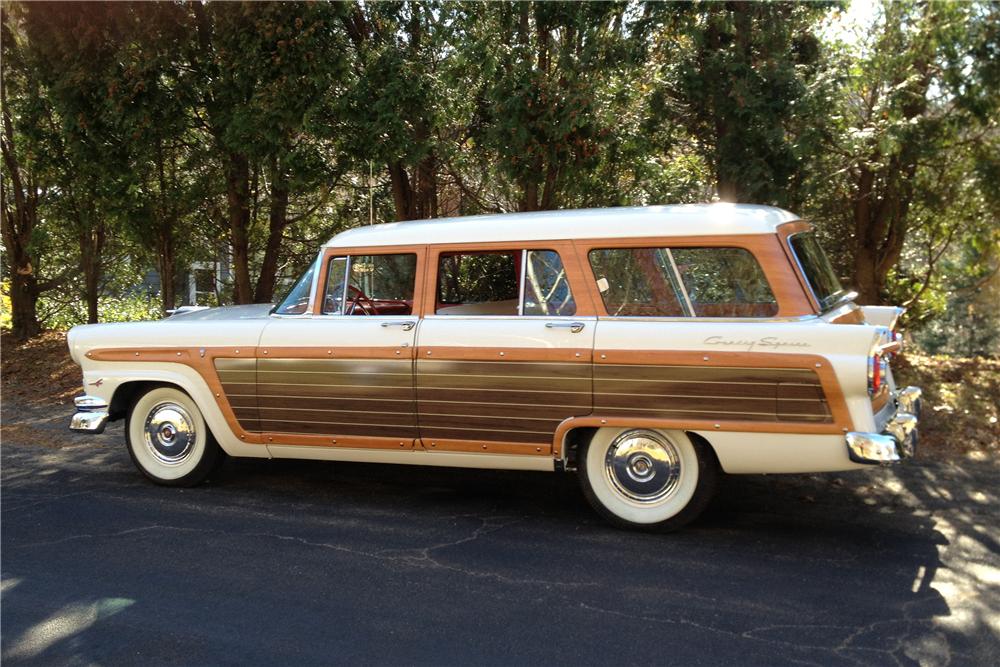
[604,430,681,503]
[144,402,196,465]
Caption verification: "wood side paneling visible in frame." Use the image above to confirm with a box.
[415,356,592,451]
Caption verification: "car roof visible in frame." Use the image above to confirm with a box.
[324,203,800,248]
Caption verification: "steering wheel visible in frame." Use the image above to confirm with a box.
[346,285,377,315]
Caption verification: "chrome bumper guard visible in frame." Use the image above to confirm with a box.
[846,386,922,465]
[70,395,110,434]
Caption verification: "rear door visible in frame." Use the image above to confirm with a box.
[414,242,596,457]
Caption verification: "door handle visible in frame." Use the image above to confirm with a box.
[545,321,586,333]
[380,321,416,331]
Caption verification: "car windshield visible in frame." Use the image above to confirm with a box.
[788,232,847,311]
[273,262,317,315]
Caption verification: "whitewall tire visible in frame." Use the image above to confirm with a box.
[125,385,224,487]
[578,428,717,531]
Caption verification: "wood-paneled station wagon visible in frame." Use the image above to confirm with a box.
[69,204,921,531]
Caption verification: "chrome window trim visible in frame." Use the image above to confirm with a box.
[517,249,528,316]
[664,248,695,317]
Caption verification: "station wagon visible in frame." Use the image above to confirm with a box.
[68,204,921,530]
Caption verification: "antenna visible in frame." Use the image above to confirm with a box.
[369,160,374,225]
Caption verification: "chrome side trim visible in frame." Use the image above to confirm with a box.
[665,248,695,316]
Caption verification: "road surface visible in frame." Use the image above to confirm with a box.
[2,401,997,665]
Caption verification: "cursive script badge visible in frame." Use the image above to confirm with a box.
[703,336,811,352]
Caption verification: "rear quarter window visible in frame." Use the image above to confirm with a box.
[589,246,778,318]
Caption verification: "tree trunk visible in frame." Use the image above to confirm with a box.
[389,161,414,221]
[156,222,176,314]
[9,271,41,340]
[1,70,43,340]
[253,165,289,303]
[79,222,106,324]
[226,152,254,303]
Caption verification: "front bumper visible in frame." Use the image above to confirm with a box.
[846,386,922,465]
[70,395,110,434]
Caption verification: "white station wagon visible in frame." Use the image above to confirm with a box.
[68,204,921,531]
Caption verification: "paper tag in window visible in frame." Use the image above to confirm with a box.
[596,277,610,293]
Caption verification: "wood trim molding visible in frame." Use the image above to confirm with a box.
[260,433,416,449]
[259,345,415,360]
[418,437,551,456]
[775,221,823,314]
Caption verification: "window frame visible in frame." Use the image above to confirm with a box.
[428,246,577,319]
[309,245,425,318]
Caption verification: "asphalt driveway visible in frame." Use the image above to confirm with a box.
[2,400,997,666]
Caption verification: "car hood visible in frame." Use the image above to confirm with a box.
[167,304,274,321]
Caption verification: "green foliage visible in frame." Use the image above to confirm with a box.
[38,291,163,331]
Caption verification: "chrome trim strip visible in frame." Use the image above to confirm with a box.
[260,419,416,429]
[594,406,829,418]
[665,248,695,316]
[518,249,527,316]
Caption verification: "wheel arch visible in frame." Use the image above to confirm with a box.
[556,419,722,473]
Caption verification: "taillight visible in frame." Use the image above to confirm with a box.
[869,327,894,396]
[871,353,882,394]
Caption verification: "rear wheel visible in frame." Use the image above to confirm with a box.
[125,386,224,487]
[578,427,717,531]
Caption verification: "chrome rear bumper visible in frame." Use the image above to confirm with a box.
[846,386,921,465]
[70,395,109,434]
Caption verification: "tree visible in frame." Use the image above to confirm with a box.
[805,0,1000,305]
[644,1,830,206]
[1,7,64,339]
[453,1,637,212]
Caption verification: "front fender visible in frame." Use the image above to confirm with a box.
[77,364,269,459]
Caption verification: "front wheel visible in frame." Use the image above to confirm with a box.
[578,428,717,532]
[125,385,224,487]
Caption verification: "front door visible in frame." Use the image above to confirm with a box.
[258,249,423,448]
[415,244,596,456]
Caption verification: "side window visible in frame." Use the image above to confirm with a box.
[322,254,417,316]
[671,248,778,317]
[588,248,685,317]
[435,249,577,316]
[346,254,417,315]
[436,251,519,315]
[523,250,576,316]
